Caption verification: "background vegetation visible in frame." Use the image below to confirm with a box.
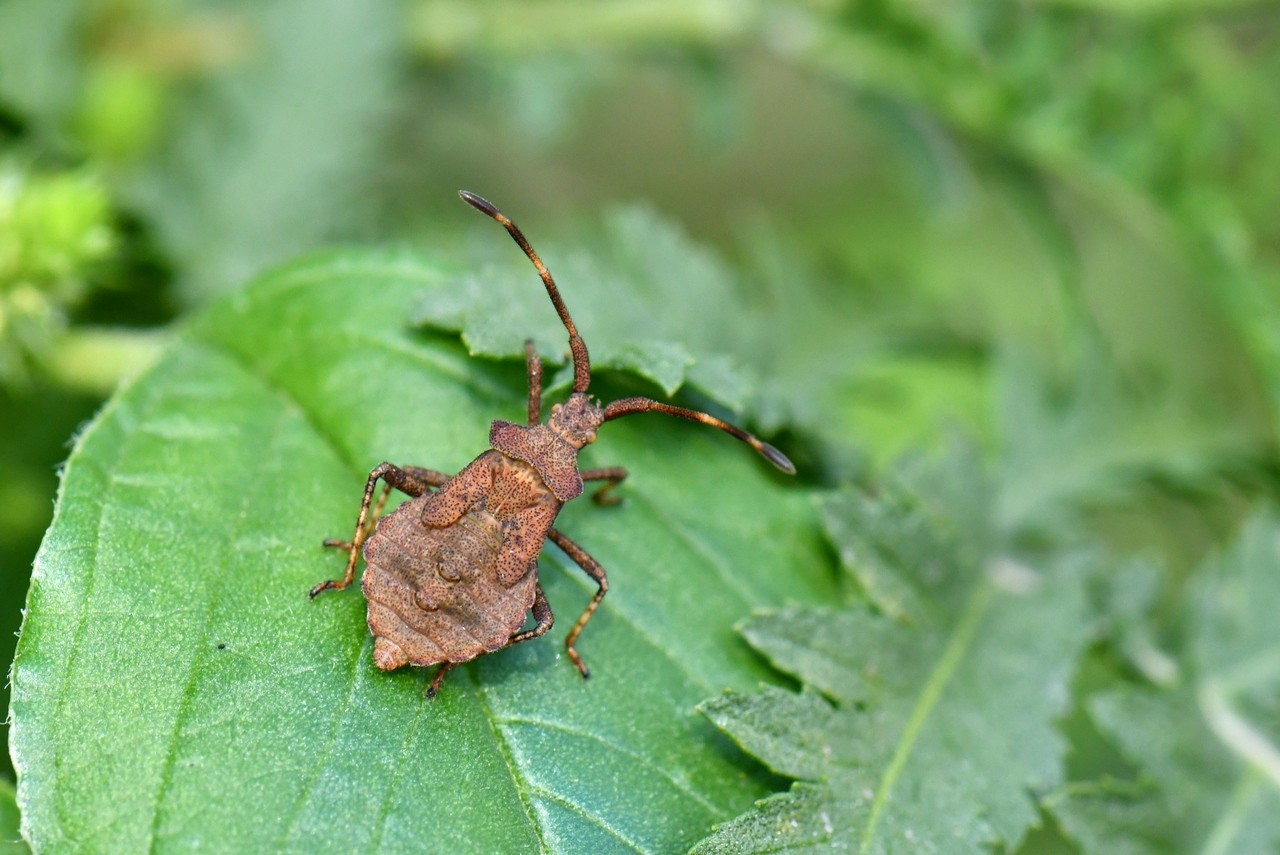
[2,0,1279,852]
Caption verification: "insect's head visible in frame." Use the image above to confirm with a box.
[460,190,796,476]
[547,393,606,449]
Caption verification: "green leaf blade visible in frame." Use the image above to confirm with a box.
[693,785,834,855]
[698,687,837,781]
[11,251,837,852]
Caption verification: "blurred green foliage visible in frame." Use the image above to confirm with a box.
[0,166,114,382]
[1,0,1279,851]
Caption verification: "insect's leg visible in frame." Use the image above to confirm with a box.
[419,452,498,528]
[426,663,455,699]
[580,466,628,506]
[311,463,448,598]
[525,339,542,425]
[322,467,451,552]
[320,466,449,551]
[547,529,608,679]
[508,583,554,646]
[321,482,393,553]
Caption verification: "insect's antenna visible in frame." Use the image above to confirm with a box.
[602,397,795,474]
[459,191,591,393]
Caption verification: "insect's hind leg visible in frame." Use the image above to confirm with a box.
[547,529,609,679]
[426,663,455,699]
[426,587,551,701]
[508,584,554,646]
[580,466,627,506]
[310,463,449,598]
[321,483,393,553]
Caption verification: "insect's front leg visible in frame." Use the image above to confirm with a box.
[547,528,609,679]
[311,463,448,598]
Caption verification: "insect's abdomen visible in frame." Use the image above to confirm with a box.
[361,499,538,669]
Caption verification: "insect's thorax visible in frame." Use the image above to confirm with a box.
[489,419,589,501]
[481,454,562,521]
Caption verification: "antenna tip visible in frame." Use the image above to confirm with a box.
[458,190,499,218]
[760,442,796,475]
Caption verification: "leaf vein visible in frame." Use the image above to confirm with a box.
[544,548,717,696]
[472,677,550,854]
[276,635,372,849]
[497,714,724,815]
[366,690,431,852]
[47,387,142,850]
[525,782,649,854]
[629,491,759,610]
[1200,768,1264,855]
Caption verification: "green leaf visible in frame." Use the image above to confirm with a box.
[693,449,1093,853]
[1051,688,1280,855]
[125,0,401,304]
[994,341,1260,535]
[0,0,86,126]
[1049,510,1280,855]
[815,446,993,620]
[10,250,837,852]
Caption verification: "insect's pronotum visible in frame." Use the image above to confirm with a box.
[310,191,794,697]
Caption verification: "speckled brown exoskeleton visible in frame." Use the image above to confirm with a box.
[310,191,794,698]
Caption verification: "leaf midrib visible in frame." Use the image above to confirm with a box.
[858,579,996,853]
[473,680,549,855]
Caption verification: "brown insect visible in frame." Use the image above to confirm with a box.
[310,190,794,698]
